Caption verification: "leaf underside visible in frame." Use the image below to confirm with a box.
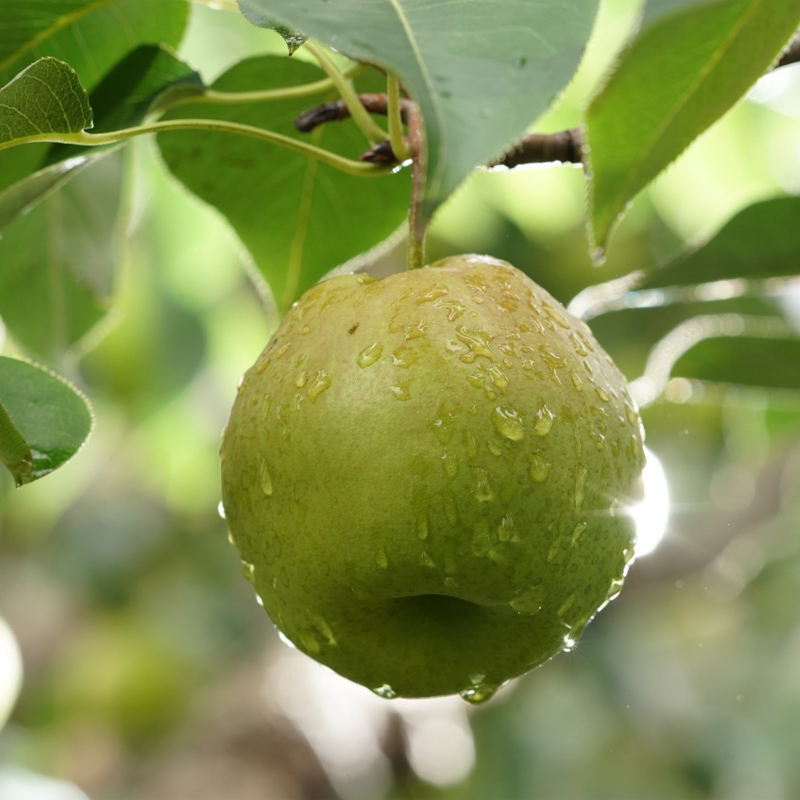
[238,0,600,220]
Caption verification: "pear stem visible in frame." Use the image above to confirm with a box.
[406,105,427,270]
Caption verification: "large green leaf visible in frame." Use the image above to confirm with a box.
[641,196,800,290]
[0,0,190,90]
[587,0,800,251]
[158,55,410,313]
[0,0,189,195]
[0,58,92,148]
[0,152,124,361]
[0,356,93,486]
[238,0,599,218]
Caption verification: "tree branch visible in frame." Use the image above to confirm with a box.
[297,37,800,170]
[776,32,800,69]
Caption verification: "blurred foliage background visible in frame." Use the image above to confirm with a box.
[3,2,800,798]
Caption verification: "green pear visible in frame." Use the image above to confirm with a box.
[220,255,645,701]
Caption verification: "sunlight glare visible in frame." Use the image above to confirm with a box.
[631,447,670,558]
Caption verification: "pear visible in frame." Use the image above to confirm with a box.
[221,255,645,701]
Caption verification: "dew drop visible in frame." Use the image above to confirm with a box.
[390,381,411,400]
[547,540,561,562]
[226,529,235,546]
[472,520,492,557]
[416,284,449,303]
[460,682,499,705]
[488,364,509,393]
[391,344,418,368]
[373,684,397,699]
[464,430,478,458]
[595,386,611,402]
[574,465,587,511]
[356,341,383,368]
[260,462,274,496]
[470,467,495,503]
[308,370,331,401]
[420,551,436,567]
[241,560,256,584]
[568,331,588,357]
[571,521,587,545]
[442,448,459,478]
[309,612,336,646]
[276,342,292,359]
[497,514,514,542]
[492,406,525,441]
[530,453,552,483]
[557,592,576,617]
[376,547,388,568]
[542,302,571,329]
[571,372,583,392]
[487,441,502,456]
[510,583,544,614]
[295,370,309,388]
[432,410,455,444]
[298,630,321,653]
[533,404,555,436]
[218,501,227,520]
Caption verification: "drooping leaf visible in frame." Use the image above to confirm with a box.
[587,0,800,251]
[0,152,124,361]
[641,196,800,290]
[237,0,599,218]
[0,58,92,148]
[0,356,93,486]
[157,55,410,313]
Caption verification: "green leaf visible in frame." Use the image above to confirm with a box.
[238,0,599,217]
[237,8,307,55]
[0,356,93,486]
[0,0,190,90]
[674,333,800,392]
[641,196,800,290]
[0,152,124,361]
[0,46,202,235]
[0,151,105,233]
[158,55,410,313]
[0,0,190,195]
[587,0,800,251]
[631,314,800,405]
[87,44,204,134]
[0,58,92,147]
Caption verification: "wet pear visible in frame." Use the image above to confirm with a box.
[220,255,646,700]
